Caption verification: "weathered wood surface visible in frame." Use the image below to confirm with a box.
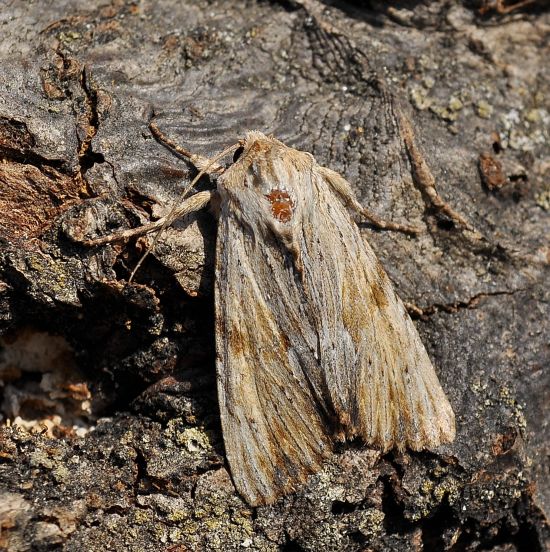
[0,1,548,550]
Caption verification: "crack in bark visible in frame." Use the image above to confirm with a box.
[406,288,527,318]
[0,117,68,171]
[77,67,103,176]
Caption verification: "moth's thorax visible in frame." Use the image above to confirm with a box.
[220,133,314,225]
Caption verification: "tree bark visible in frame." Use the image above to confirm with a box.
[0,1,548,550]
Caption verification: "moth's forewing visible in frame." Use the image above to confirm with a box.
[310,168,455,450]
[215,132,455,506]
[214,135,333,506]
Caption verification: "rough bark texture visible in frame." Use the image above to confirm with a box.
[0,1,548,550]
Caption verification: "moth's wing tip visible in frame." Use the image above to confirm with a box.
[359,411,457,454]
[235,449,332,507]
[243,490,278,508]
[439,423,457,446]
[236,477,301,508]
[433,406,457,445]
[407,421,457,452]
[244,481,299,507]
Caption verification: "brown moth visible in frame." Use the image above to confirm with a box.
[87,126,456,506]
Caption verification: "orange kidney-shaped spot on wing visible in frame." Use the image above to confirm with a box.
[265,189,294,223]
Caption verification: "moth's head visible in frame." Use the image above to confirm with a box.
[231,131,276,164]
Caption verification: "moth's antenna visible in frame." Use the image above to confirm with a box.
[128,139,240,283]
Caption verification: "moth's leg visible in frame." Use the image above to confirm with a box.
[481,0,536,14]
[318,166,421,235]
[83,190,215,246]
[398,113,481,237]
[149,121,225,176]
[359,209,421,235]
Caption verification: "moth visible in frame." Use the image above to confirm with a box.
[86,123,456,506]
